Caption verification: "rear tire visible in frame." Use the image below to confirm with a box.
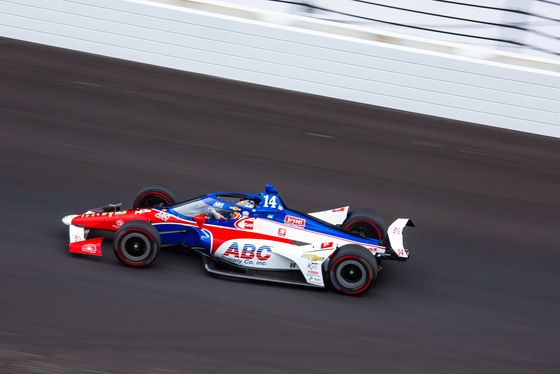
[342,208,387,241]
[133,184,178,209]
[113,221,161,267]
[328,245,378,296]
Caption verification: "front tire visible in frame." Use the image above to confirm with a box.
[133,184,178,209]
[328,245,378,296]
[113,221,161,267]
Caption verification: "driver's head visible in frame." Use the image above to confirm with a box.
[236,199,255,208]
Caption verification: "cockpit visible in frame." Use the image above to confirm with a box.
[171,193,261,220]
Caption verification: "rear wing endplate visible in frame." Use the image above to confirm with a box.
[386,218,414,259]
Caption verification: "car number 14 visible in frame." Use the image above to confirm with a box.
[262,195,278,209]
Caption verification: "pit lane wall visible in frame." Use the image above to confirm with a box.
[2,0,560,138]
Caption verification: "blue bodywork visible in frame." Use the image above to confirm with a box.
[151,184,382,252]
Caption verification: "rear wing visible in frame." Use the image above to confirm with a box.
[385,218,414,259]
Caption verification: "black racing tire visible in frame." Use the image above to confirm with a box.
[328,245,378,296]
[113,221,161,267]
[342,208,387,241]
[133,184,178,209]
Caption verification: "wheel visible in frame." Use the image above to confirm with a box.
[113,221,161,267]
[328,245,378,295]
[342,208,387,241]
[133,184,178,209]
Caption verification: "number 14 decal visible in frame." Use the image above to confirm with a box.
[263,194,279,209]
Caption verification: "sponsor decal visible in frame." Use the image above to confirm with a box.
[80,211,122,218]
[307,262,320,271]
[221,242,272,265]
[284,215,305,227]
[392,226,402,235]
[321,242,334,249]
[213,201,224,209]
[234,218,254,230]
[82,243,98,254]
[332,207,345,212]
[302,253,324,261]
[83,212,116,218]
[307,262,320,276]
[278,228,286,237]
[70,238,102,256]
[155,212,171,221]
[135,209,151,215]
[365,245,385,255]
[307,276,323,285]
[112,219,125,230]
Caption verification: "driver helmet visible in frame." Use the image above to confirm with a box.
[236,199,255,208]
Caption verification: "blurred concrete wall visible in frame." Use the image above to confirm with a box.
[1,0,559,138]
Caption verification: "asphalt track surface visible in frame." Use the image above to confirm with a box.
[1,37,559,374]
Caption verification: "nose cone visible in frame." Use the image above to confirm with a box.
[62,215,78,226]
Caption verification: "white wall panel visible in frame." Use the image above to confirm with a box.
[1,0,559,137]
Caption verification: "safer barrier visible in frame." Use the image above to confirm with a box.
[2,0,559,138]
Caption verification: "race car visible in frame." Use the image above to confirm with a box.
[62,184,413,295]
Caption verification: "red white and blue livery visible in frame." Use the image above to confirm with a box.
[62,184,413,295]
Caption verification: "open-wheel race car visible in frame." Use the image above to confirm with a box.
[62,184,413,295]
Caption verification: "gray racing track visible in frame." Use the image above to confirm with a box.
[1,37,559,374]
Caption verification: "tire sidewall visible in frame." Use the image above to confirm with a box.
[328,245,378,295]
[133,184,178,209]
[114,221,161,267]
[342,208,388,241]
